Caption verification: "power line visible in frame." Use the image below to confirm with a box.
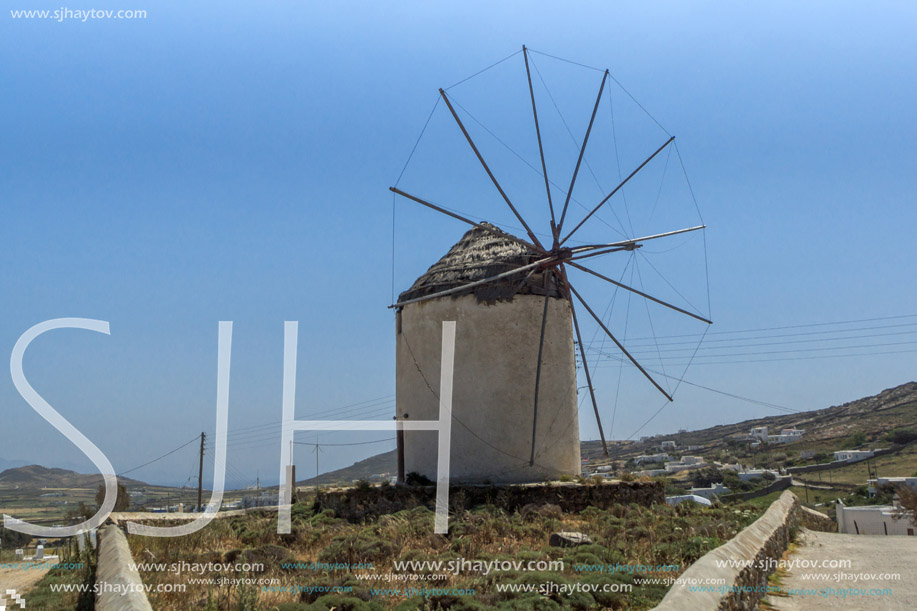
[592,341,917,362]
[582,321,917,349]
[294,438,396,448]
[586,313,917,344]
[117,436,200,477]
[220,406,395,447]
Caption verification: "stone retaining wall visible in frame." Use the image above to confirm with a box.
[653,491,809,611]
[798,505,836,532]
[96,524,153,611]
[314,480,664,522]
[726,476,793,502]
[787,444,904,475]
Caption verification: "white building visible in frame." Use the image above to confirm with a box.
[660,441,677,451]
[689,482,731,500]
[834,450,875,463]
[767,428,805,444]
[736,469,780,481]
[836,500,915,536]
[666,494,712,507]
[750,426,769,441]
[665,456,706,474]
[634,453,672,465]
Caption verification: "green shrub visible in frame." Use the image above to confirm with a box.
[318,532,395,565]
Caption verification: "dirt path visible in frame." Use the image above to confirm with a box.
[0,558,54,599]
[768,529,917,610]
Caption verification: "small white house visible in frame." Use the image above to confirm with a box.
[736,469,779,481]
[834,450,875,463]
[690,482,731,500]
[767,428,805,444]
[660,441,677,451]
[750,426,769,441]
[836,500,915,536]
[665,456,706,473]
[666,494,712,507]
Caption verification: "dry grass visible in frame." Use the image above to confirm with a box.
[126,496,763,610]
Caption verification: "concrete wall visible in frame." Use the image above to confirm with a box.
[96,525,153,611]
[397,294,580,483]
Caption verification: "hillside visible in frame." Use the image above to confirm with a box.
[301,381,917,484]
[298,450,397,486]
[593,381,917,462]
[0,465,147,489]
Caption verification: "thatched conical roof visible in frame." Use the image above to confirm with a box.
[398,224,562,305]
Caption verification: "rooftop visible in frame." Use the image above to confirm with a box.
[398,224,562,305]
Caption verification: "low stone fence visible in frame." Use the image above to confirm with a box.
[314,480,664,522]
[96,524,153,611]
[798,505,836,532]
[652,491,834,611]
[787,444,905,475]
[794,476,858,491]
[725,476,793,502]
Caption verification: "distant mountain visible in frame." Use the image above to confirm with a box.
[587,381,917,461]
[0,465,148,489]
[0,457,28,472]
[299,450,397,486]
[299,382,917,484]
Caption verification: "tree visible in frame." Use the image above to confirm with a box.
[96,482,131,512]
[847,431,867,448]
[885,429,917,446]
[894,484,917,526]
[66,502,95,522]
[692,466,723,489]
[0,526,31,549]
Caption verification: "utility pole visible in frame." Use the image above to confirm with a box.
[314,444,322,479]
[197,432,206,512]
[396,414,407,484]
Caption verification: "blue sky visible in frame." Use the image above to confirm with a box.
[1,1,915,488]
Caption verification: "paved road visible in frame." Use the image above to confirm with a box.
[769,529,917,610]
[0,557,54,601]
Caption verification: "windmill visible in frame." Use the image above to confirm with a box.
[391,47,711,484]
